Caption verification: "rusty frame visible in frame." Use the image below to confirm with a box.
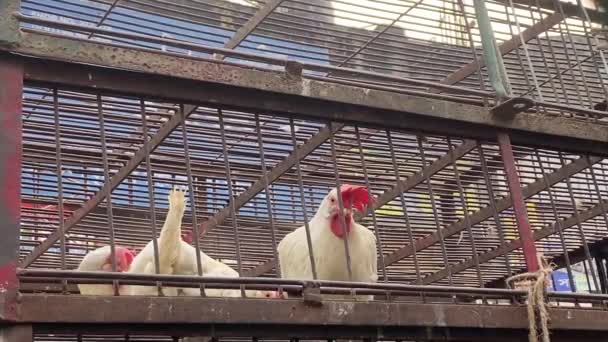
[497,132,539,272]
[0,55,22,322]
[13,51,608,155]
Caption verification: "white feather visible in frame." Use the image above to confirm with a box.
[278,188,378,301]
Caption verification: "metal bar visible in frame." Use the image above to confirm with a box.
[533,148,577,291]
[386,129,422,284]
[497,132,539,271]
[19,96,198,268]
[139,99,163,296]
[96,93,120,295]
[13,15,491,97]
[328,121,353,282]
[478,142,512,276]
[214,0,285,60]
[289,116,318,280]
[180,104,205,295]
[354,125,386,282]
[0,56,22,321]
[51,88,67,292]
[382,154,603,267]
[254,113,281,278]
[218,108,245,295]
[447,137,484,287]
[17,53,608,156]
[473,0,510,98]
[15,293,608,332]
[422,198,608,285]
[199,123,343,238]
[433,11,565,92]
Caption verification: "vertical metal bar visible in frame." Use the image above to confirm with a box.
[354,126,387,283]
[0,56,22,321]
[385,130,421,284]
[289,117,318,280]
[497,133,539,272]
[447,137,483,287]
[456,0,489,108]
[52,88,67,293]
[558,151,600,291]
[96,93,120,295]
[473,0,510,98]
[478,144,512,275]
[328,121,354,283]
[139,99,163,296]
[417,135,452,286]
[180,105,205,295]
[218,109,245,296]
[586,155,608,233]
[533,149,576,291]
[254,113,281,278]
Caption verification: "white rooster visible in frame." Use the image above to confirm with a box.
[126,187,280,299]
[76,245,135,295]
[278,184,378,300]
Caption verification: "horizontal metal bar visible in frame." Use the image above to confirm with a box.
[13,13,492,97]
[14,52,608,156]
[15,294,608,332]
[16,269,528,296]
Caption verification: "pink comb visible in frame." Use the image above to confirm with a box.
[340,184,372,212]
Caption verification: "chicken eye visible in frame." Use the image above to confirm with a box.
[330,197,336,203]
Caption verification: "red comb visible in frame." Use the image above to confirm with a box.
[115,246,135,267]
[182,229,194,244]
[340,184,372,212]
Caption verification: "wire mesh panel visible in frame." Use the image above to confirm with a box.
[16,83,608,297]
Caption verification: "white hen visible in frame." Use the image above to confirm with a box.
[278,184,377,300]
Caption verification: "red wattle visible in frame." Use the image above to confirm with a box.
[330,213,351,238]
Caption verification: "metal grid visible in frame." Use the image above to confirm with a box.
[2,0,608,340]
[17,84,608,291]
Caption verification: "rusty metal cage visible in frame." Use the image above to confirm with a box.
[2,0,608,341]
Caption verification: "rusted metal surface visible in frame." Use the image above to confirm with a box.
[491,97,535,119]
[16,53,608,156]
[13,294,608,332]
[0,325,33,342]
[0,0,20,46]
[0,56,22,322]
[381,154,603,267]
[497,133,539,272]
